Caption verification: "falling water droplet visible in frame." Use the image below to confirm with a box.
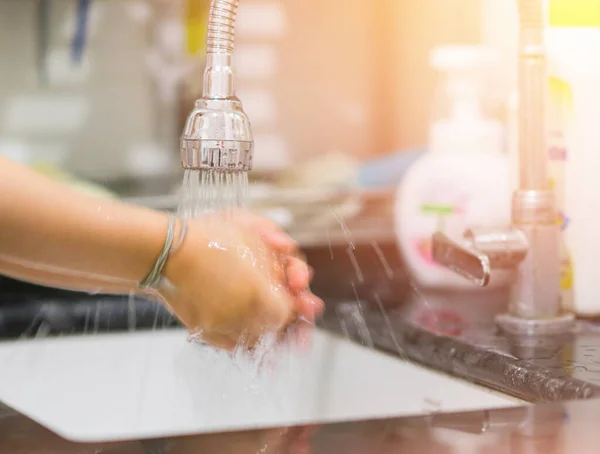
[83,307,91,335]
[128,291,136,332]
[372,241,394,279]
[326,229,334,260]
[93,302,100,334]
[373,293,406,359]
[350,282,374,348]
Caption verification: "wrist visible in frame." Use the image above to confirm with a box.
[161,217,193,284]
[111,205,170,290]
[140,215,190,294]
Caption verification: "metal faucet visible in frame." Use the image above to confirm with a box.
[180,0,254,174]
[432,0,574,336]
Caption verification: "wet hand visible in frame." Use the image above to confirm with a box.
[157,210,323,350]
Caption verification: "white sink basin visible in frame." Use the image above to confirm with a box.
[0,328,521,443]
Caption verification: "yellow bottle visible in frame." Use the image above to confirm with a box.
[186,0,209,56]
[547,0,600,316]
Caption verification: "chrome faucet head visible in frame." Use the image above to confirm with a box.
[180,0,253,173]
[180,97,254,172]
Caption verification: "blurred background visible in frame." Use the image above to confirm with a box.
[0,0,516,194]
[0,0,530,335]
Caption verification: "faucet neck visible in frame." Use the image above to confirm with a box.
[202,0,239,100]
[203,53,236,99]
[518,0,549,190]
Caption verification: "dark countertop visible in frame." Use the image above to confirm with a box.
[1,397,599,453]
[319,303,600,403]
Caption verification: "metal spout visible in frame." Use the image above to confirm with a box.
[180,0,254,172]
[431,0,575,336]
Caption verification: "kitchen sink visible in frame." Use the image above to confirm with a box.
[0,328,522,443]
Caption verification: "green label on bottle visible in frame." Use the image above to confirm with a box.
[419,204,456,215]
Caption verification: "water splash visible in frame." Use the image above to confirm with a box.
[178,331,306,423]
[83,307,91,334]
[331,209,355,250]
[93,302,100,334]
[372,241,394,280]
[152,305,160,331]
[350,283,374,348]
[336,306,351,339]
[128,291,136,332]
[34,320,51,339]
[409,282,440,331]
[328,209,376,347]
[326,229,334,260]
[373,293,406,359]
[347,249,364,284]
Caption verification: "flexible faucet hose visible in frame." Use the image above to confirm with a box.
[517,0,548,190]
[207,0,238,54]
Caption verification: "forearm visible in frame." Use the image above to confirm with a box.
[0,258,139,295]
[0,157,168,295]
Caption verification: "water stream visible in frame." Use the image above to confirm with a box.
[175,168,307,409]
[178,169,249,218]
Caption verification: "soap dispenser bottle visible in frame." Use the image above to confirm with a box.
[395,45,511,304]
